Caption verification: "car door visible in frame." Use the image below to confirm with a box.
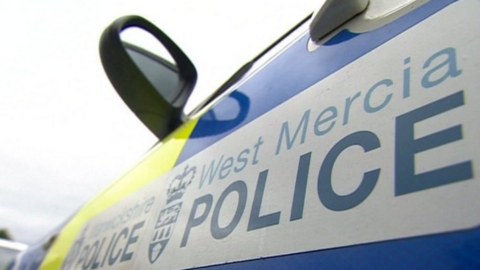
[32,0,480,269]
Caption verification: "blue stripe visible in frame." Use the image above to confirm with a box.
[177,0,456,165]
[197,226,480,270]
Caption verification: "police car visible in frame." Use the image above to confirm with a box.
[0,238,26,270]
[10,0,480,269]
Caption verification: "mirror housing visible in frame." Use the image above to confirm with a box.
[99,15,197,139]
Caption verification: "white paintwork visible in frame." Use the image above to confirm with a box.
[63,1,480,269]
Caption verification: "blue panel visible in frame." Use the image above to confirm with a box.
[196,226,480,270]
[177,0,456,164]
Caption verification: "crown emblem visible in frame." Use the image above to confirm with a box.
[166,165,196,203]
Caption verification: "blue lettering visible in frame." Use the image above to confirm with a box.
[422,47,462,88]
[403,57,411,98]
[101,233,116,268]
[211,181,247,239]
[181,195,213,247]
[76,245,89,270]
[82,241,98,270]
[314,106,337,136]
[144,197,155,213]
[343,92,361,125]
[318,131,381,211]
[234,149,250,173]
[120,221,144,262]
[219,157,234,180]
[252,136,264,165]
[91,238,105,269]
[364,79,393,113]
[248,170,281,231]
[199,156,224,188]
[290,152,311,221]
[395,91,472,195]
[108,228,128,266]
[276,110,310,155]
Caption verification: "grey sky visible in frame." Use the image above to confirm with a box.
[0,0,316,244]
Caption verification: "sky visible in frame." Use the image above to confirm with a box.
[0,0,318,244]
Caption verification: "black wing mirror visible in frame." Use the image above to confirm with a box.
[99,15,197,140]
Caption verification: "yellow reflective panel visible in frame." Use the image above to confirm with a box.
[39,119,198,270]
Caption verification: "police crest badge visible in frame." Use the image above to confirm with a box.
[148,165,196,263]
